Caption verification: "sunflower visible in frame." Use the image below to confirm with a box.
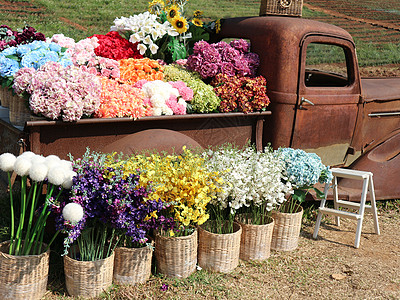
[148,0,165,15]
[166,4,180,21]
[193,9,203,18]
[191,18,203,27]
[171,15,188,34]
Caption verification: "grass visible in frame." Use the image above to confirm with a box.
[1,0,399,67]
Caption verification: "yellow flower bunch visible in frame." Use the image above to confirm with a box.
[119,147,221,228]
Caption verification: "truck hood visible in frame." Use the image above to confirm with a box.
[361,77,400,102]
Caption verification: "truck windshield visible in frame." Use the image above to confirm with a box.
[305,43,349,87]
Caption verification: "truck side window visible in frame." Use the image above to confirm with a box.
[305,43,349,87]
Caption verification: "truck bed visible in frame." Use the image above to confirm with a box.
[361,77,400,102]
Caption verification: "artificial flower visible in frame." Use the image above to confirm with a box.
[171,15,188,34]
[119,57,164,84]
[62,203,84,224]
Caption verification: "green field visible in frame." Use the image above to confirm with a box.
[1,0,399,67]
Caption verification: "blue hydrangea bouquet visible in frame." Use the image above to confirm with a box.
[276,148,333,213]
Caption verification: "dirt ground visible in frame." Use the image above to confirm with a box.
[42,205,400,299]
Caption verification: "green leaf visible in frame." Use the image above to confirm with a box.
[168,38,187,61]
[5,54,19,60]
[313,187,326,199]
[292,189,307,203]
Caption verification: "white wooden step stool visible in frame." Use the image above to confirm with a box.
[313,168,380,248]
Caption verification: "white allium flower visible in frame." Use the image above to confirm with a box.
[31,155,46,165]
[44,155,61,170]
[62,170,77,189]
[62,203,84,223]
[59,160,73,172]
[0,153,17,172]
[47,166,66,186]
[29,163,48,182]
[20,151,36,160]
[14,156,32,177]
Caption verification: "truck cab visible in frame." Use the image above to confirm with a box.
[218,16,400,200]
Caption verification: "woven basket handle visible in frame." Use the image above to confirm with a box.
[279,0,292,8]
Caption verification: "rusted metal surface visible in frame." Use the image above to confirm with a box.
[102,129,203,155]
[22,112,271,159]
[218,16,362,166]
[219,16,400,200]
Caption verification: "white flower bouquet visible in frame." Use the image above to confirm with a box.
[203,144,292,233]
[0,151,76,255]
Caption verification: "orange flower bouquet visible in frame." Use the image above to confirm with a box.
[119,58,164,84]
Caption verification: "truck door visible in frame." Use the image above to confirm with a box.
[291,35,361,166]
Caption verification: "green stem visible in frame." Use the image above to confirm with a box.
[22,181,38,255]
[24,209,51,255]
[14,175,28,255]
[7,172,15,255]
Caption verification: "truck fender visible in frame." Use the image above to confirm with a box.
[101,129,203,156]
[339,129,400,200]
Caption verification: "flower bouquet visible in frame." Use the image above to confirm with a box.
[111,0,219,63]
[124,147,218,277]
[12,61,102,122]
[211,73,270,113]
[0,151,75,299]
[163,64,220,113]
[54,149,168,294]
[186,39,260,80]
[276,147,333,213]
[199,144,291,269]
[0,25,45,52]
[270,148,333,251]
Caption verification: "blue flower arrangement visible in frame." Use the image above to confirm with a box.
[276,148,333,212]
[0,40,72,87]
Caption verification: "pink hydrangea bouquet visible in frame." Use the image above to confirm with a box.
[186,39,260,80]
[12,61,102,121]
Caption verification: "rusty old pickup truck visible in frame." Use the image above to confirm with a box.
[0,15,399,200]
[218,16,400,200]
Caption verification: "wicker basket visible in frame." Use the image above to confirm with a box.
[271,204,303,251]
[0,241,49,300]
[9,92,32,127]
[198,222,242,273]
[0,86,12,108]
[113,241,153,285]
[237,215,274,261]
[64,251,114,298]
[259,0,303,17]
[155,229,197,278]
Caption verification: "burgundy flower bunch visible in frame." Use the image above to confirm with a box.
[211,73,270,113]
[90,31,143,60]
[186,39,260,80]
[0,25,45,51]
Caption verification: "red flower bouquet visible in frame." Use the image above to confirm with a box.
[90,31,143,60]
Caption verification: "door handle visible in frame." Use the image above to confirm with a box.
[299,97,315,110]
